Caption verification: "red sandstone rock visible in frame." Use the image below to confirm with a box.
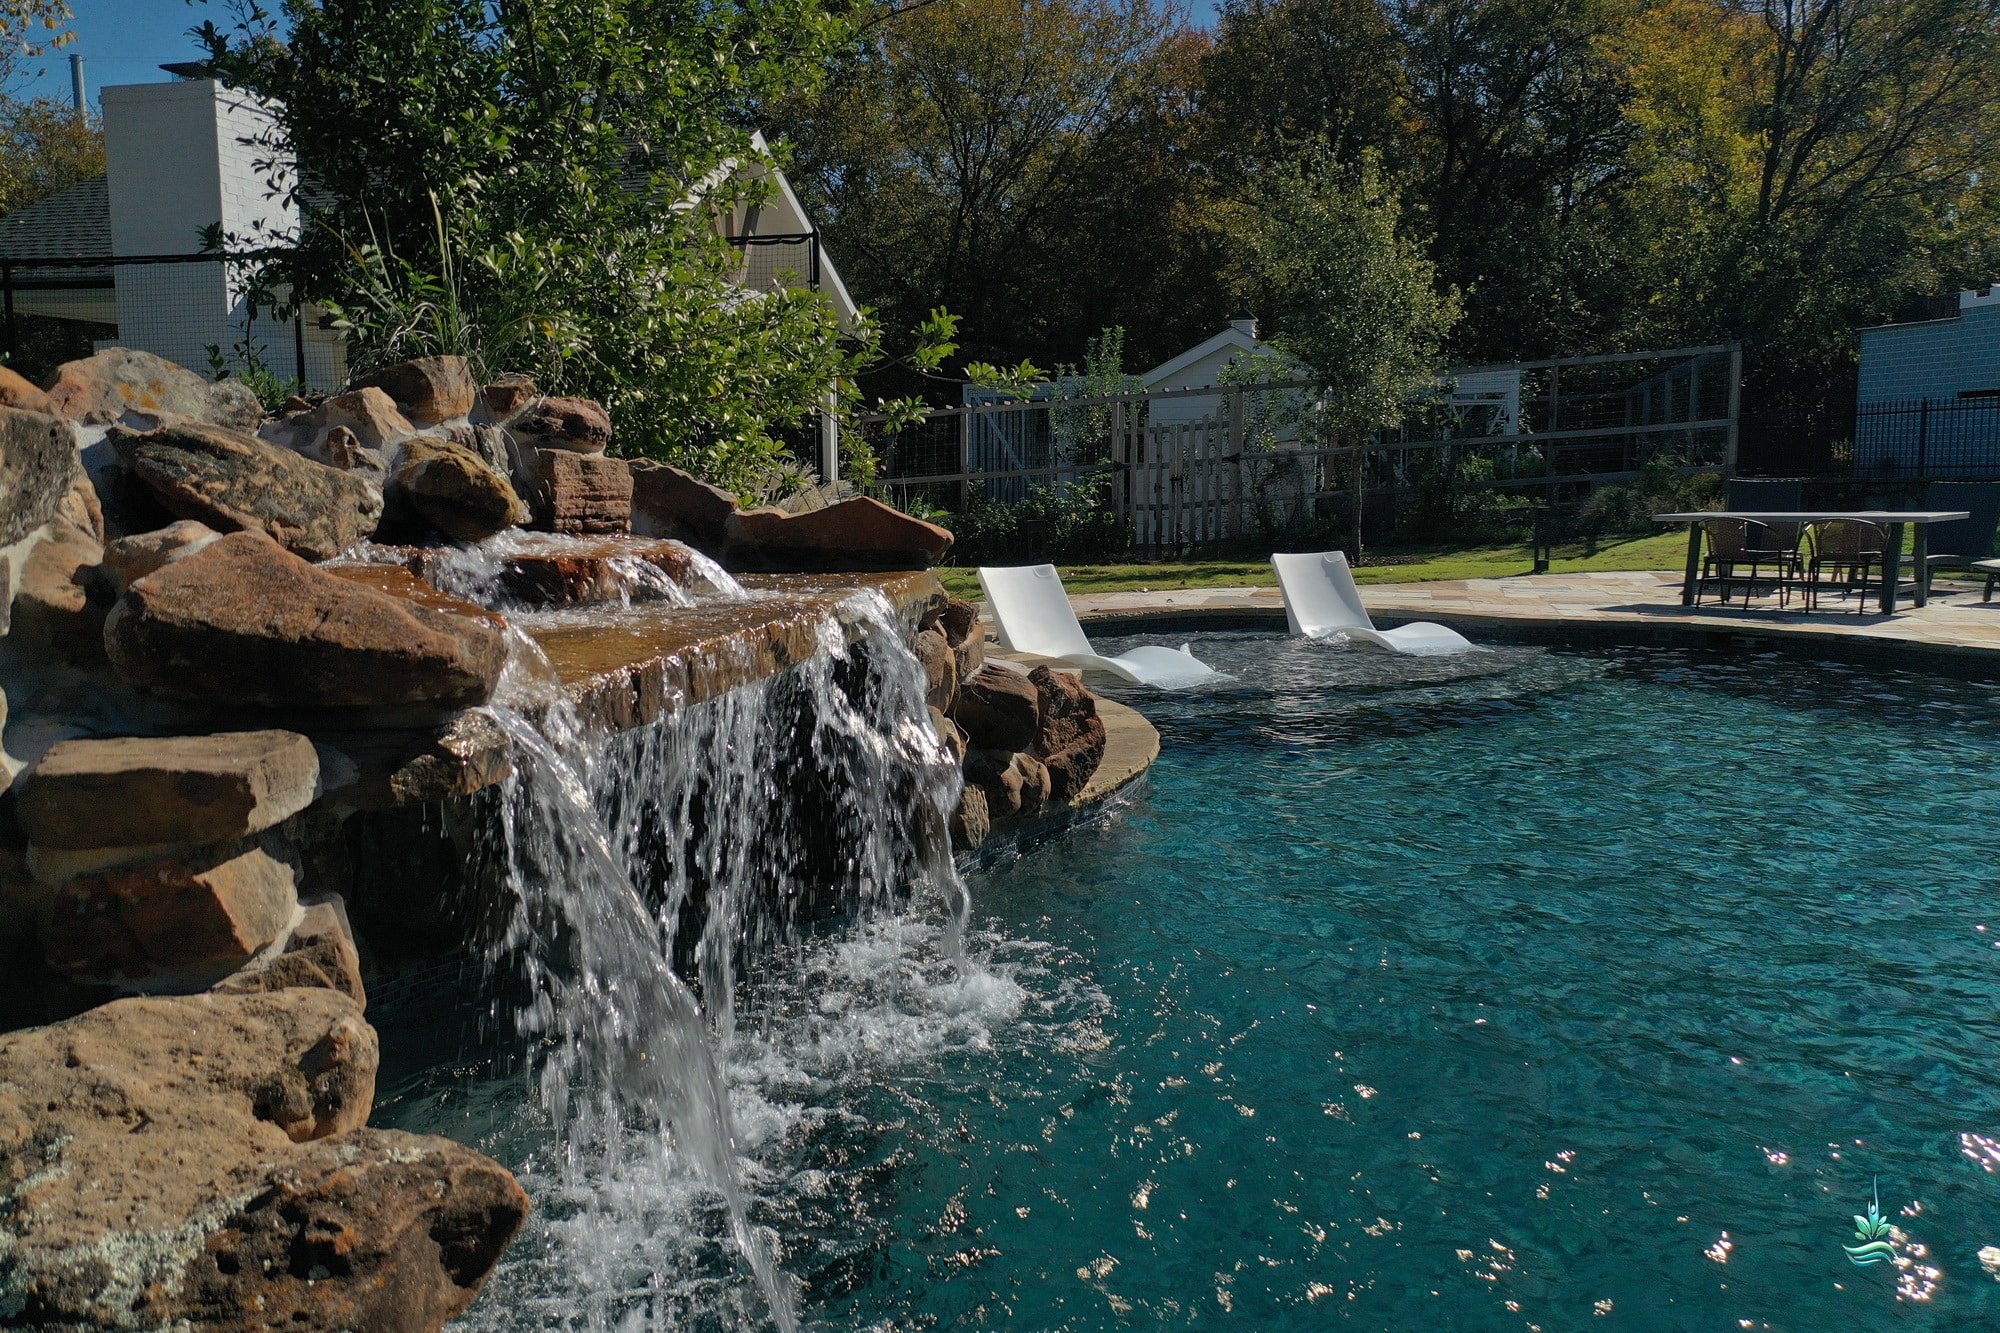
[105,531,508,709]
[628,458,738,548]
[187,1127,528,1332]
[914,626,957,711]
[0,362,51,412]
[0,990,525,1333]
[724,495,954,571]
[950,783,990,851]
[395,435,529,542]
[964,748,1051,819]
[45,839,299,982]
[352,355,477,425]
[214,896,367,1007]
[514,394,613,451]
[1028,666,1105,801]
[480,374,538,420]
[100,519,222,593]
[113,420,385,561]
[531,449,632,534]
[952,664,1040,751]
[9,519,104,665]
[20,730,321,850]
[43,347,263,430]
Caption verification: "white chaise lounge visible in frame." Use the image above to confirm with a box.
[1269,550,1475,655]
[977,564,1221,688]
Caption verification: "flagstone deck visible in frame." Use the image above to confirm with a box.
[989,571,2000,671]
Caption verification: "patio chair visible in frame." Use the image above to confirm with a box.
[976,564,1221,687]
[1804,519,1890,613]
[1268,550,1475,654]
[1912,481,2000,587]
[1694,518,1793,607]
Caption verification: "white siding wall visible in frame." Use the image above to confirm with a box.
[99,80,344,389]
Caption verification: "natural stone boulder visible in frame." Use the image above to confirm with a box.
[214,896,366,1007]
[628,458,738,548]
[43,348,264,431]
[951,664,1040,751]
[318,423,384,472]
[939,601,985,679]
[0,990,511,1332]
[480,374,537,421]
[724,495,954,572]
[530,449,631,534]
[964,748,1050,819]
[513,394,612,452]
[0,362,51,412]
[20,730,321,850]
[54,467,103,543]
[105,531,508,709]
[949,783,989,852]
[1028,665,1106,801]
[0,402,78,547]
[45,838,300,983]
[113,421,385,561]
[394,435,529,542]
[261,386,415,468]
[914,626,957,711]
[100,518,222,594]
[185,1127,528,1332]
[9,519,105,664]
[928,706,967,766]
[352,354,476,425]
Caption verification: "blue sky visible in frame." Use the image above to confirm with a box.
[21,0,224,107]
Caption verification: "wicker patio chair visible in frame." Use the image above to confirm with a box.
[1694,518,1782,607]
[1804,519,1889,613]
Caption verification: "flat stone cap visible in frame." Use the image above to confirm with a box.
[19,729,321,850]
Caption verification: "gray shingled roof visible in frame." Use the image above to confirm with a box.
[0,174,111,276]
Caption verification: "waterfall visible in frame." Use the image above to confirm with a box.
[457,586,967,1330]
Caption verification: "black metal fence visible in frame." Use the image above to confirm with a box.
[1738,397,2000,479]
[0,251,331,387]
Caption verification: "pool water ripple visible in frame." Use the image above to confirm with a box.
[385,637,2000,1330]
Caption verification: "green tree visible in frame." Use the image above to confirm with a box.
[1616,0,2000,425]
[0,95,101,215]
[198,0,937,493]
[770,0,1230,397]
[1252,153,1459,552]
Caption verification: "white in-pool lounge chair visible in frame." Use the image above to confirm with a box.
[1269,550,1475,655]
[976,564,1221,688]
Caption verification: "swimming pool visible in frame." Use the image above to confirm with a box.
[382,634,2000,1330]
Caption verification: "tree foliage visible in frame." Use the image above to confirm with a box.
[1252,153,1460,438]
[769,0,1228,392]
[198,0,939,493]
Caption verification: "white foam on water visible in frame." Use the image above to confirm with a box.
[452,590,972,1331]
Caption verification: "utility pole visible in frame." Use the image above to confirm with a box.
[69,55,85,114]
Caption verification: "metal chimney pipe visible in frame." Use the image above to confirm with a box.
[69,54,84,113]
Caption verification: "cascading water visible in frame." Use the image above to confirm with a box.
[346,529,750,613]
[442,578,968,1330]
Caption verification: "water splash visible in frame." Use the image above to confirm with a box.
[464,589,966,1329]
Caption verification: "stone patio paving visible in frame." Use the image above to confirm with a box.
[1002,570,2000,663]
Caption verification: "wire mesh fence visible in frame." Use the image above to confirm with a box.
[861,345,1743,556]
[0,251,342,389]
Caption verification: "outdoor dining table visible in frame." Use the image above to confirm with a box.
[1653,510,1972,613]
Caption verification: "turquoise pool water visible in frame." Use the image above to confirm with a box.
[383,637,2000,1330]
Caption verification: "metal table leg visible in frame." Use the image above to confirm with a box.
[1880,522,1906,613]
[1913,522,1931,607]
[1682,523,1702,607]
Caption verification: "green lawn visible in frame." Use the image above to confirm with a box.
[935,529,1690,599]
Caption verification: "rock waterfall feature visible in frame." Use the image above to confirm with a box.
[0,350,1123,1330]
